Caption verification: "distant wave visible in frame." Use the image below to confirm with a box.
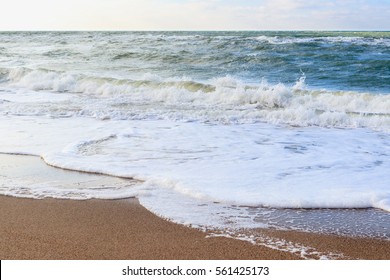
[254,35,390,46]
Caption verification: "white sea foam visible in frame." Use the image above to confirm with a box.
[206,232,345,260]
[1,115,389,213]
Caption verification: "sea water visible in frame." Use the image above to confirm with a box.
[0,31,389,239]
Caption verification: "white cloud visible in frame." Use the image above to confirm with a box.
[0,0,388,30]
[237,0,390,30]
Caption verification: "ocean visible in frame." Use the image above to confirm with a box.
[0,31,389,241]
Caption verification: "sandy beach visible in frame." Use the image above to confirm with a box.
[0,195,298,260]
[0,195,389,260]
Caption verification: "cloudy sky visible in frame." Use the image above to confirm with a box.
[0,0,389,31]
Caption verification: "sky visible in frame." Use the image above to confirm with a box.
[0,0,389,31]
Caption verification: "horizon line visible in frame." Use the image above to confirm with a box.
[0,29,389,32]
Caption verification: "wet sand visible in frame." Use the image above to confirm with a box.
[1,195,389,260]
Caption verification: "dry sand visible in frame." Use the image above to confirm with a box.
[1,195,389,260]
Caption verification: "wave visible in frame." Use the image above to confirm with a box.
[254,34,390,47]
[2,67,390,131]
[112,52,138,60]
[5,67,216,93]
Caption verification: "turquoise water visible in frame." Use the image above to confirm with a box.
[1,31,389,93]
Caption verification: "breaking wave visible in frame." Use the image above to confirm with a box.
[2,67,390,131]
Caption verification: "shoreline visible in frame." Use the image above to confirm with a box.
[0,153,389,260]
[1,195,389,260]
